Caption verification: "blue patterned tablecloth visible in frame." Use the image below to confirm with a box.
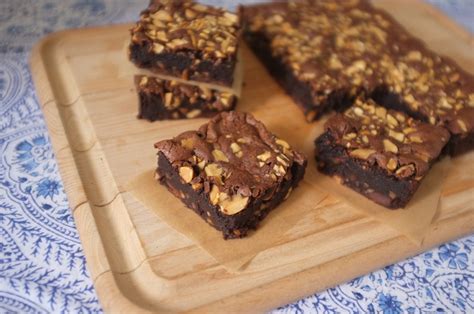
[0,1,473,313]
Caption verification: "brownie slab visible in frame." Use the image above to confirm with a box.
[136,75,237,121]
[241,0,474,154]
[129,0,241,87]
[240,1,396,120]
[154,111,307,239]
[315,98,450,209]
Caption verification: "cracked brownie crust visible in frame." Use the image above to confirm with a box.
[154,111,307,238]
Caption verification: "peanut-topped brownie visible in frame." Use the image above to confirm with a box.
[371,47,474,155]
[136,75,237,121]
[240,0,397,120]
[129,0,241,87]
[154,111,307,239]
[315,98,450,209]
[241,0,474,154]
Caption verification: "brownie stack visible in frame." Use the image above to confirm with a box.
[241,0,474,208]
[129,0,242,120]
[128,1,308,239]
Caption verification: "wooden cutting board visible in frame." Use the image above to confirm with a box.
[30,1,474,312]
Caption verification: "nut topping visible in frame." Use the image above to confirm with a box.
[257,151,272,162]
[375,107,387,119]
[156,31,167,42]
[152,43,164,53]
[230,142,241,153]
[272,164,286,177]
[386,114,399,127]
[350,148,376,159]
[212,149,229,162]
[353,107,364,117]
[197,159,206,169]
[275,138,290,149]
[276,155,289,167]
[205,163,223,177]
[185,9,196,19]
[408,134,423,143]
[164,92,173,108]
[139,76,148,87]
[179,166,194,183]
[209,185,220,205]
[167,38,188,49]
[180,137,194,149]
[386,158,398,171]
[457,119,468,133]
[186,109,202,119]
[395,164,415,178]
[343,133,357,140]
[218,194,249,215]
[383,139,398,154]
[388,130,405,142]
[230,142,243,158]
[152,10,172,22]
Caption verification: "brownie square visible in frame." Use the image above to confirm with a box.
[241,0,474,154]
[129,0,241,87]
[135,75,237,121]
[315,98,450,209]
[154,111,307,239]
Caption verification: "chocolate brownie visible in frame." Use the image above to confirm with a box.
[136,75,237,121]
[241,0,474,154]
[154,111,307,239]
[240,1,396,120]
[315,98,450,209]
[129,0,241,87]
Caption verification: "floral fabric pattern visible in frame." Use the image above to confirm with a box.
[275,237,474,313]
[0,0,472,313]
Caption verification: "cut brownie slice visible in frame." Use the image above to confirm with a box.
[136,75,237,121]
[129,0,241,87]
[315,98,450,209]
[154,111,307,239]
[241,0,474,154]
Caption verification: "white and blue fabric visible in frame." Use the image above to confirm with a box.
[0,1,473,313]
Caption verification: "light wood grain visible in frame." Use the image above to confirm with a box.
[30,1,474,312]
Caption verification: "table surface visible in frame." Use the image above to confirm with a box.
[0,1,473,313]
